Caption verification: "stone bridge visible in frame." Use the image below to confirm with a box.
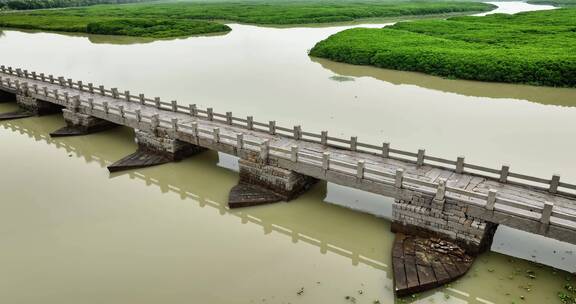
[1,65,575,295]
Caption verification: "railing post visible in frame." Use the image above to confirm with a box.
[151,114,160,131]
[269,120,276,135]
[247,116,254,130]
[226,112,233,125]
[40,73,46,81]
[293,125,302,140]
[549,174,560,193]
[260,140,269,163]
[356,160,365,179]
[541,201,554,224]
[395,168,404,188]
[88,83,94,94]
[291,145,298,162]
[486,189,497,210]
[43,86,48,96]
[53,89,59,101]
[58,77,65,86]
[207,108,214,121]
[103,102,109,114]
[135,109,141,122]
[456,156,465,174]
[189,104,197,117]
[499,165,510,183]
[71,95,80,112]
[417,149,425,167]
[236,133,244,149]
[67,78,73,87]
[322,152,330,170]
[350,136,357,151]
[125,91,131,102]
[99,85,105,95]
[213,127,220,143]
[88,98,94,111]
[435,178,446,201]
[31,71,36,79]
[154,97,161,108]
[49,75,54,83]
[191,122,199,144]
[382,142,390,158]
[77,80,83,91]
[171,100,177,111]
[111,88,119,99]
[321,131,328,146]
[171,118,178,132]
[16,68,22,77]
[118,105,125,118]
[139,94,145,105]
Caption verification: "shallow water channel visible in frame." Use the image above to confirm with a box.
[0,2,575,303]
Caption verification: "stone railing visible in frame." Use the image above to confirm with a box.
[1,65,575,234]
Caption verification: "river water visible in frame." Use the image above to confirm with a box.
[0,2,575,303]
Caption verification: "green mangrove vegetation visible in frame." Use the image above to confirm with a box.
[310,8,576,87]
[0,0,495,38]
[0,0,153,10]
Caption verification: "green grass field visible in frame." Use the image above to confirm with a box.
[310,8,576,87]
[0,0,495,38]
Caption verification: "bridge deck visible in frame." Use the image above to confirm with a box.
[1,67,575,244]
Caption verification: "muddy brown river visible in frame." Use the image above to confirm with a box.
[0,2,574,303]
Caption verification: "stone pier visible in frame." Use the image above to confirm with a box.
[50,108,118,137]
[16,93,61,115]
[391,181,497,255]
[107,129,206,172]
[228,157,317,208]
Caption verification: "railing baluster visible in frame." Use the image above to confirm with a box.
[236,133,244,149]
[417,149,425,167]
[356,160,365,179]
[269,120,276,134]
[322,152,330,170]
[486,189,497,210]
[456,156,465,174]
[541,201,554,224]
[549,174,560,193]
[291,145,298,162]
[395,168,404,188]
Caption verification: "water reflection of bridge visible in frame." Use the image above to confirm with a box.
[2,115,531,304]
[0,118,388,272]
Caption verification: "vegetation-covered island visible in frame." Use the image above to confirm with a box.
[0,0,496,38]
[310,8,576,87]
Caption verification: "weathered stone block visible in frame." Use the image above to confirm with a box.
[62,109,117,133]
[238,158,317,201]
[135,129,205,161]
[16,94,60,114]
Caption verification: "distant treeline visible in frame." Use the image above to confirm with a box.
[0,0,153,10]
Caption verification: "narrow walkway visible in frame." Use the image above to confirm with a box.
[1,67,574,245]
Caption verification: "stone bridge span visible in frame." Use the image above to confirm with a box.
[1,65,575,255]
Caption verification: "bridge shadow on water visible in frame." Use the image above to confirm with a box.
[312,57,576,108]
[0,112,392,273]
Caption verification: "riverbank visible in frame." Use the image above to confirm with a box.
[0,0,495,38]
[310,8,576,87]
